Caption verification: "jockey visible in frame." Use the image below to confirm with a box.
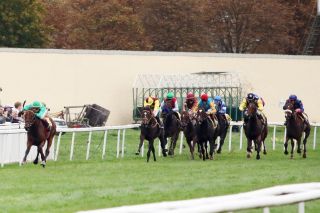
[23,101,52,131]
[239,93,266,124]
[184,92,198,113]
[283,94,309,125]
[214,95,231,122]
[160,92,181,127]
[144,96,163,128]
[198,93,217,126]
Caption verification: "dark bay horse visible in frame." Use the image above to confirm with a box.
[215,113,229,153]
[244,102,268,160]
[22,110,56,167]
[195,108,217,161]
[181,110,198,160]
[137,108,167,162]
[283,102,311,158]
[161,101,181,156]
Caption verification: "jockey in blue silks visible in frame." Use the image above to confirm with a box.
[283,94,309,125]
[214,96,231,122]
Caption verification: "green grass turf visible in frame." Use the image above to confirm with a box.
[0,127,319,213]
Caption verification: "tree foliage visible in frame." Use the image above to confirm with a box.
[0,0,48,48]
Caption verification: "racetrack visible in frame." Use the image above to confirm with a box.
[0,128,319,213]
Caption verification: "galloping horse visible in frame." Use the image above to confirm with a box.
[181,110,197,160]
[195,108,217,161]
[22,110,56,167]
[244,102,268,160]
[283,102,311,158]
[137,108,167,162]
[215,113,229,153]
[161,101,181,156]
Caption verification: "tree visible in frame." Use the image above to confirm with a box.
[0,0,48,47]
[204,0,297,54]
[141,0,211,52]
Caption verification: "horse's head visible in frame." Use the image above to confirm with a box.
[195,108,208,124]
[283,101,295,120]
[181,111,191,128]
[247,102,258,117]
[23,110,36,131]
[141,106,155,127]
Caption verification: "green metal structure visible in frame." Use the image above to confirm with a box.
[132,72,245,122]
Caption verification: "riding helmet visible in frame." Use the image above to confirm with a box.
[186,92,195,100]
[214,96,222,101]
[201,93,209,101]
[146,97,154,105]
[167,92,174,99]
[289,94,297,101]
[32,101,41,108]
[247,93,255,101]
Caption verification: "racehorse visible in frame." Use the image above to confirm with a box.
[215,113,229,153]
[22,110,56,167]
[244,102,268,160]
[161,100,181,156]
[283,102,311,158]
[195,108,217,161]
[181,110,198,160]
[137,108,167,162]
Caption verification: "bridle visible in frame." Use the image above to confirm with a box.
[24,110,36,130]
[141,110,158,128]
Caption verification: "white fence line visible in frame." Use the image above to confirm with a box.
[78,182,320,213]
[0,122,320,167]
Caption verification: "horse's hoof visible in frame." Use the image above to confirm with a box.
[217,149,221,154]
[263,151,267,155]
[22,161,27,165]
[41,161,46,168]
[246,153,251,158]
[297,149,301,154]
[135,152,140,155]
[199,154,202,159]
[210,156,213,160]
[256,155,260,160]
[162,152,167,157]
[290,155,293,159]
[33,160,38,165]
[284,151,288,155]
[303,153,306,158]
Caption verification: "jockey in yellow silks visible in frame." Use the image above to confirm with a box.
[144,96,163,128]
[239,93,266,125]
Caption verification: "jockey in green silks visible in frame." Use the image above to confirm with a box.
[23,101,52,130]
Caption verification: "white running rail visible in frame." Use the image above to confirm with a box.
[78,182,320,213]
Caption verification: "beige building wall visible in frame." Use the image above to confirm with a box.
[0,48,319,125]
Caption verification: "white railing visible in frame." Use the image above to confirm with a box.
[0,122,319,167]
[0,124,140,167]
[78,182,320,213]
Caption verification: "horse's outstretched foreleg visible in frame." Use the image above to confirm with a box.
[303,126,310,158]
[45,135,54,161]
[22,142,32,164]
[136,134,144,155]
[159,132,167,157]
[297,137,302,154]
[290,138,294,159]
[217,131,227,154]
[284,137,289,155]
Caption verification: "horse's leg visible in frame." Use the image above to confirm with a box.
[246,139,252,158]
[187,138,194,160]
[284,137,289,155]
[303,126,311,158]
[147,140,152,162]
[205,141,209,159]
[171,133,179,156]
[38,142,46,167]
[290,138,294,159]
[22,142,32,164]
[209,139,214,160]
[201,142,206,161]
[151,140,156,162]
[33,149,39,165]
[136,134,145,155]
[263,140,267,155]
[297,137,302,154]
[45,135,54,160]
[217,131,227,154]
[256,139,261,160]
[158,131,167,157]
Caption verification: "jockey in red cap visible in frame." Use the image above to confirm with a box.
[198,93,217,126]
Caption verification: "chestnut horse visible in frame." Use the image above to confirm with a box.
[22,110,56,167]
[244,102,268,160]
[283,102,311,158]
[137,108,167,162]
